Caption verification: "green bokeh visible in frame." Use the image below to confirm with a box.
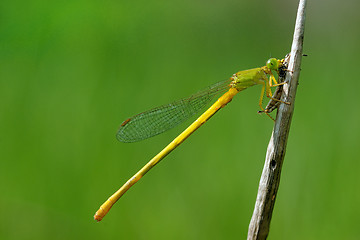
[1,0,359,239]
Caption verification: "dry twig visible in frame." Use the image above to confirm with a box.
[247,0,307,239]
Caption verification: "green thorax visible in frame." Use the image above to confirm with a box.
[230,58,283,92]
[231,67,267,91]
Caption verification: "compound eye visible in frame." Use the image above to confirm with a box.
[266,58,279,70]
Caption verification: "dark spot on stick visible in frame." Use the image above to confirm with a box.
[270,160,277,170]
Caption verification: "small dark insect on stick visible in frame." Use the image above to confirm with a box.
[247,0,306,239]
[258,54,290,115]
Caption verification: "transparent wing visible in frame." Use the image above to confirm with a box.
[117,79,232,142]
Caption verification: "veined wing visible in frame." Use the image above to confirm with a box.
[116,79,232,142]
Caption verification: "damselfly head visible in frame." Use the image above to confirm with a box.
[266,58,280,71]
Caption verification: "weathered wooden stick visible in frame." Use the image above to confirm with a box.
[247,0,307,239]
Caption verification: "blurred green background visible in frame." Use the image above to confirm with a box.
[1,0,359,239]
